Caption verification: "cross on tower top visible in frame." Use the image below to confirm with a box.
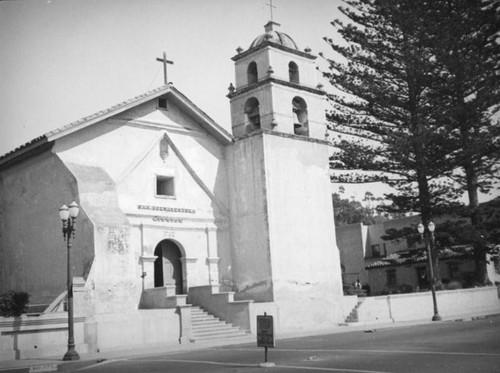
[265,0,276,21]
[156,52,174,85]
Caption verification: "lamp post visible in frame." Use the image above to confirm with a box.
[59,201,80,361]
[418,221,442,322]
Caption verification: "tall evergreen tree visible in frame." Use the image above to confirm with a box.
[425,0,500,284]
[323,0,500,285]
[322,0,457,278]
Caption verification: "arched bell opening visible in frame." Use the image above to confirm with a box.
[292,96,309,136]
[289,61,300,84]
[247,61,258,85]
[244,97,261,132]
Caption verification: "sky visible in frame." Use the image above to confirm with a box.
[1,0,497,204]
[0,0,344,155]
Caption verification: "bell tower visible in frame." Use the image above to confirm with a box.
[227,21,328,139]
[226,21,344,332]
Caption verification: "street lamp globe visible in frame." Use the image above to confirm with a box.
[428,221,435,233]
[59,204,69,221]
[417,223,424,235]
[68,201,79,218]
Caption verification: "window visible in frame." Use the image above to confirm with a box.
[158,98,168,109]
[156,176,175,197]
[371,243,386,257]
[288,61,299,83]
[247,62,258,85]
[386,269,397,287]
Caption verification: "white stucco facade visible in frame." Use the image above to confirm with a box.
[0,21,345,353]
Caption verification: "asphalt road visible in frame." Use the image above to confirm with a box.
[76,316,500,373]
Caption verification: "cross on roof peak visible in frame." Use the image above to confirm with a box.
[155,52,174,85]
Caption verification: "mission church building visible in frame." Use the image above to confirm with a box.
[0,21,347,354]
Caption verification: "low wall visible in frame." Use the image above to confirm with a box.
[1,309,182,360]
[0,313,87,360]
[86,309,181,352]
[356,286,500,323]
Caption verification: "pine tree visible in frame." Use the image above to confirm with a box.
[322,0,457,279]
[323,0,500,285]
[425,0,500,284]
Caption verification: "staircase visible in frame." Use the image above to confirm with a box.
[190,306,250,341]
[344,299,365,324]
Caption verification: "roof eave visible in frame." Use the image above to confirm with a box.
[46,86,172,142]
[168,87,233,145]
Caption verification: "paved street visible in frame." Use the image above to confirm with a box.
[72,316,500,373]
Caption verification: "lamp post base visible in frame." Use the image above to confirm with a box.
[432,314,442,321]
[63,348,80,361]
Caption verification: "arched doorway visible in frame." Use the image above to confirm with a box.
[154,240,183,294]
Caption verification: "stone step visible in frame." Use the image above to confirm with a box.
[193,330,250,341]
[192,323,234,331]
[191,315,222,323]
[192,326,243,336]
[190,306,249,342]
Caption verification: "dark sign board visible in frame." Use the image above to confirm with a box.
[257,314,275,348]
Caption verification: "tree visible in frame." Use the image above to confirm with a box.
[323,0,500,284]
[424,0,500,284]
[332,193,375,226]
[322,0,457,279]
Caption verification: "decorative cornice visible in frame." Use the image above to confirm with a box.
[140,255,158,263]
[234,127,330,146]
[227,77,326,99]
[181,257,198,264]
[232,41,316,62]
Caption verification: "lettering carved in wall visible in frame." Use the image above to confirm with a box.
[137,204,195,214]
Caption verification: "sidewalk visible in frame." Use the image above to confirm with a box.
[1,311,498,373]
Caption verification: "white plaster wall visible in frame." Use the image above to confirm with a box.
[88,309,180,352]
[357,286,500,323]
[226,134,274,301]
[336,223,369,285]
[227,132,344,327]
[0,151,94,305]
[263,134,342,295]
[52,98,231,312]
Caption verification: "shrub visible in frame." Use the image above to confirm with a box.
[445,280,463,290]
[398,284,414,294]
[0,291,30,317]
[343,285,367,296]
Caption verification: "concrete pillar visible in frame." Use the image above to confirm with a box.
[206,257,220,285]
[140,255,157,290]
[177,305,193,344]
[205,227,220,285]
[180,257,198,293]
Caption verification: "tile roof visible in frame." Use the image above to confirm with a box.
[0,84,232,166]
[366,245,475,269]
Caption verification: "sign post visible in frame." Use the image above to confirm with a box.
[257,313,275,367]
